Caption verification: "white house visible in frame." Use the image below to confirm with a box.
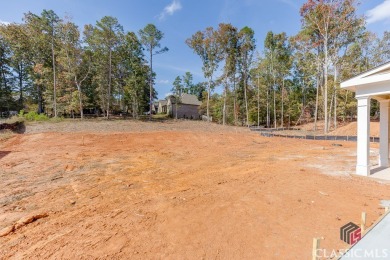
[166,93,202,119]
[157,100,167,114]
[341,61,390,176]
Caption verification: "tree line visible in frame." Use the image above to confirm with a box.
[184,0,390,132]
[1,1,390,134]
[0,10,167,119]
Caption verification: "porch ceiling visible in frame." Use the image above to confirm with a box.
[372,94,390,101]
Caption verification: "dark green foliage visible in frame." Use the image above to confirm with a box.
[0,11,159,118]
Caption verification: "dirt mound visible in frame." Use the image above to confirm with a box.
[295,120,327,131]
[0,121,25,133]
[329,121,380,137]
[295,120,350,132]
[296,120,380,137]
[0,121,389,258]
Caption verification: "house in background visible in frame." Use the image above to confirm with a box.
[151,101,159,114]
[165,93,202,119]
[158,100,168,114]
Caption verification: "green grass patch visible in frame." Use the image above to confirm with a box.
[152,114,169,119]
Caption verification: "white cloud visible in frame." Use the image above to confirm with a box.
[366,0,390,24]
[157,79,170,84]
[0,20,10,26]
[158,0,182,21]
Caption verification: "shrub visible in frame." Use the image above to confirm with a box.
[21,111,49,121]
[18,110,25,118]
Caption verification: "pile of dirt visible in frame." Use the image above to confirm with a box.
[295,120,380,137]
[295,120,350,132]
[0,121,25,133]
[295,120,327,131]
[0,121,389,258]
[329,121,380,137]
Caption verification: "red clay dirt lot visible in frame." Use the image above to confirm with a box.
[0,120,389,259]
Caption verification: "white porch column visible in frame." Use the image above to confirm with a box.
[379,100,390,167]
[356,96,371,176]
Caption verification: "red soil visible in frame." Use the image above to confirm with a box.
[0,121,389,259]
[329,121,380,137]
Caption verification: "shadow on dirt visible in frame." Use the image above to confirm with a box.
[0,151,11,160]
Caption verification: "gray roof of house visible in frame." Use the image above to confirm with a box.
[180,93,202,105]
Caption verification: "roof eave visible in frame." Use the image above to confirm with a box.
[341,61,390,85]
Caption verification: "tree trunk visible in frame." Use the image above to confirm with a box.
[119,85,123,111]
[175,98,178,119]
[281,78,284,128]
[344,90,348,122]
[257,76,260,127]
[37,84,43,114]
[76,83,83,119]
[107,47,112,119]
[223,78,227,125]
[273,75,276,128]
[132,97,136,118]
[134,72,138,118]
[266,87,270,128]
[244,72,249,127]
[314,74,319,131]
[100,82,105,116]
[207,77,212,122]
[19,63,23,109]
[51,35,57,118]
[149,47,153,120]
[328,90,334,131]
[334,66,337,129]
[324,40,328,133]
[233,75,237,125]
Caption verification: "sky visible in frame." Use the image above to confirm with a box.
[0,0,389,99]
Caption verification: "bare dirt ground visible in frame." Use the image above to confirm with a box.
[1,120,389,259]
[22,119,247,134]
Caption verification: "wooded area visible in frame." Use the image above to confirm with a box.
[0,11,166,119]
[0,0,389,133]
[185,0,390,132]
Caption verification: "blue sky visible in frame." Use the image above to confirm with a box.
[0,0,389,99]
